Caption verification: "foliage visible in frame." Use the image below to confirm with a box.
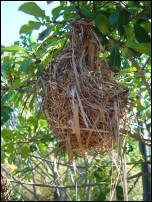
[1,1,151,201]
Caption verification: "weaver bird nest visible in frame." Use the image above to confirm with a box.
[43,19,128,161]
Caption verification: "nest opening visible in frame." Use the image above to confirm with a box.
[43,19,128,161]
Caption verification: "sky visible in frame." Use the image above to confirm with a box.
[1,1,59,46]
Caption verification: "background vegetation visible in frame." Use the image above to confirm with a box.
[1,1,151,201]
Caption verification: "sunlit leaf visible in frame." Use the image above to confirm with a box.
[39,143,47,151]
[20,21,41,34]
[126,42,151,56]
[18,115,25,125]
[2,45,25,52]
[19,2,45,18]
[8,79,26,91]
[1,129,13,141]
[38,119,48,128]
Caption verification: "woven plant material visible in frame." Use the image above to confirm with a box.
[43,19,128,161]
[1,174,8,201]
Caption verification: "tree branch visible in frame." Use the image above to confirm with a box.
[93,1,96,13]
[120,129,151,147]
[128,176,140,194]
[128,172,151,180]
[30,155,85,169]
[8,179,105,189]
[128,56,151,100]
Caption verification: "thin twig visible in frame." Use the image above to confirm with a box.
[128,176,140,194]
[8,179,105,189]
[71,29,81,92]
[128,172,151,180]
[27,159,40,201]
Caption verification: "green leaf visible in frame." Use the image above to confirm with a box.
[38,119,48,128]
[95,14,110,34]
[141,22,151,33]
[18,115,25,125]
[124,25,135,40]
[21,144,30,158]
[38,26,53,41]
[27,116,36,125]
[126,42,151,56]
[1,154,6,164]
[22,26,32,36]
[2,45,25,52]
[119,9,130,25]
[129,48,142,57]
[18,2,45,18]
[1,107,13,125]
[51,5,63,20]
[134,24,151,43]
[2,92,13,104]
[1,129,13,141]
[108,46,121,72]
[80,6,94,19]
[7,144,14,153]
[109,12,119,26]
[20,59,32,73]
[8,79,26,92]
[8,154,14,164]
[2,64,8,74]
[41,134,54,143]
[68,5,76,12]
[39,143,47,151]
[20,21,41,34]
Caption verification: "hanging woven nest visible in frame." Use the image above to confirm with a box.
[43,19,128,161]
